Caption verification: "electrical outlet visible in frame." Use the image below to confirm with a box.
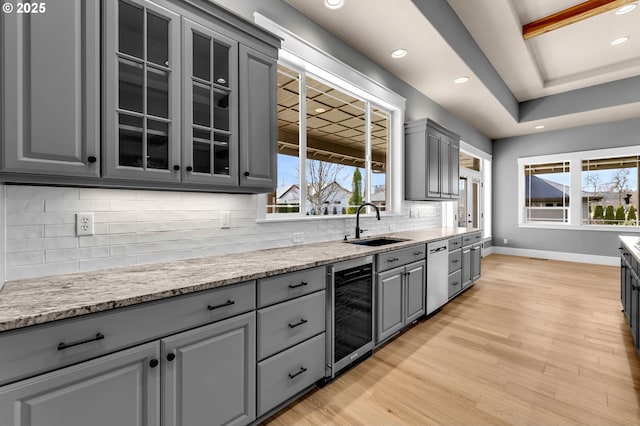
[504,238,508,245]
[220,211,231,229]
[292,232,304,244]
[76,212,94,236]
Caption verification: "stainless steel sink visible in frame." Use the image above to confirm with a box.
[347,237,409,247]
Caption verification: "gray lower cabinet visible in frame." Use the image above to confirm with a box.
[461,246,472,289]
[0,342,161,426]
[461,232,482,289]
[376,259,426,344]
[162,311,256,426]
[1,0,100,177]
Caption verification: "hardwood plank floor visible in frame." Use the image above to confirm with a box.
[264,254,640,425]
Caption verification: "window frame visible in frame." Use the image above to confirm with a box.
[517,145,640,231]
[254,13,405,221]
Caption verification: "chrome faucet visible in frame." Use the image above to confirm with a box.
[355,202,381,239]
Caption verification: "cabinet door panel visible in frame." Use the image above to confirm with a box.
[471,244,482,282]
[440,138,450,197]
[182,17,238,186]
[162,312,256,426]
[0,342,160,426]
[376,268,404,343]
[239,45,277,190]
[104,0,181,182]
[427,133,441,198]
[405,261,426,323]
[461,247,472,289]
[1,0,99,176]
[449,139,460,198]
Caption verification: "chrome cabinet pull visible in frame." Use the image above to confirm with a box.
[57,332,104,351]
[289,281,308,289]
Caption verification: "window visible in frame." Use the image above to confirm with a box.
[582,156,639,226]
[267,63,391,217]
[518,147,640,229]
[524,161,570,223]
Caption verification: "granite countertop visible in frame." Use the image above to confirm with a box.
[620,235,640,260]
[0,227,479,332]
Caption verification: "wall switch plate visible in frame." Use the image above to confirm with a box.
[220,211,231,229]
[292,232,304,243]
[76,213,94,236]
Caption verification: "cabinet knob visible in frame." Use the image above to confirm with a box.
[87,156,97,164]
[149,359,159,368]
[173,165,180,171]
[244,171,250,177]
[167,353,176,362]
[186,166,193,172]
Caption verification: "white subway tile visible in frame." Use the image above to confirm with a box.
[6,251,45,266]
[6,185,79,200]
[7,261,79,280]
[79,255,138,272]
[6,200,45,213]
[46,246,110,263]
[44,224,76,238]
[7,212,76,226]
[7,237,78,253]
[45,199,110,212]
[78,233,137,248]
[79,188,138,200]
[7,225,45,239]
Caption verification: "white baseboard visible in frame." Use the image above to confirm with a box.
[482,246,495,256]
[489,246,618,266]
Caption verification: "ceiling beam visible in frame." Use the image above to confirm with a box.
[523,0,636,40]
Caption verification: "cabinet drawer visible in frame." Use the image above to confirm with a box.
[471,232,482,244]
[449,237,462,251]
[258,267,326,308]
[257,291,325,360]
[257,333,325,416]
[0,281,255,386]
[448,270,462,299]
[463,232,481,247]
[377,245,426,271]
[449,249,462,274]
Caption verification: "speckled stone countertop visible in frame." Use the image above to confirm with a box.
[620,236,640,260]
[0,227,479,332]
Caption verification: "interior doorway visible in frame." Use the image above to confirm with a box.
[459,150,482,229]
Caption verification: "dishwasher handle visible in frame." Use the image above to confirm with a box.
[429,246,447,254]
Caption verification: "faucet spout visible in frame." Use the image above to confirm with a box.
[355,202,381,239]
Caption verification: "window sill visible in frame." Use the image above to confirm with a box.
[258,212,403,224]
[519,223,640,232]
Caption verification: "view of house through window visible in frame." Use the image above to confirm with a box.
[524,161,570,223]
[268,63,389,216]
[582,156,639,226]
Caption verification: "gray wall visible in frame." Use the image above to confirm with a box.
[493,117,640,257]
[211,0,492,154]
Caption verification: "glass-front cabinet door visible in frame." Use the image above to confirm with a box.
[104,0,181,182]
[182,18,238,186]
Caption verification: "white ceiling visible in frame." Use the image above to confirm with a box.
[284,0,640,139]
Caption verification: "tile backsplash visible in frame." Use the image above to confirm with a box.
[0,184,442,282]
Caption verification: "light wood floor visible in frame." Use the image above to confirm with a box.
[264,254,640,425]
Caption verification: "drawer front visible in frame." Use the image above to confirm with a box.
[257,333,325,416]
[0,281,255,386]
[377,245,426,271]
[448,270,462,299]
[449,237,462,251]
[463,232,481,247]
[258,267,326,308]
[449,249,462,274]
[257,291,325,360]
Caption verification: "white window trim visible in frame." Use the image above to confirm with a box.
[254,12,406,220]
[518,145,640,232]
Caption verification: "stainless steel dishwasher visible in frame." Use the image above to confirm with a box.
[427,240,449,314]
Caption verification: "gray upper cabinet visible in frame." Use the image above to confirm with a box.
[405,119,460,201]
[182,17,239,187]
[1,0,100,177]
[239,45,277,190]
[103,0,182,183]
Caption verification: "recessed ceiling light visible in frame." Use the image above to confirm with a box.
[390,49,408,59]
[616,3,637,14]
[534,125,545,129]
[454,76,469,84]
[315,108,326,113]
[611,36,630,45]
[324,0,345,10]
